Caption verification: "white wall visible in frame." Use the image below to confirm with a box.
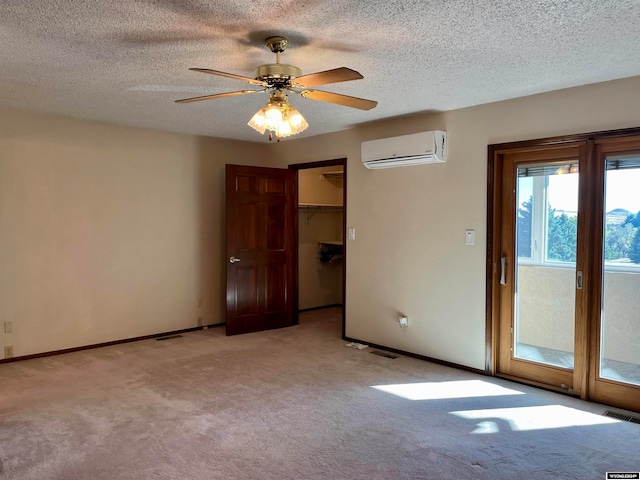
[267,75,640,370]
[0,108,272,357]
[3,75,640,367]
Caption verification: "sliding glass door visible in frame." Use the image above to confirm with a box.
[497,146,582,392]
[588,139,640,412]
[491,134,640,413]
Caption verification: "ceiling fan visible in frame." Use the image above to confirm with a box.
[175,36,377,141]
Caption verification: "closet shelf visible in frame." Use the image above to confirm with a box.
[321,171,344,180]
[298,203,343,209]
[299,203,343,224]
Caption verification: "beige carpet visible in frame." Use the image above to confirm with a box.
[1,307,638,479]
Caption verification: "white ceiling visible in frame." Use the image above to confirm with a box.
[1,1,640,143]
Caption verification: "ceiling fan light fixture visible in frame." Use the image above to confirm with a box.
[247,107,268,135]
[264,102,284,123]
[247,90,308,141]
[286,107,307,130]
[178,36,377,141]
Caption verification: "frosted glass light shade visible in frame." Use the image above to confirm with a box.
[248,96,308,140]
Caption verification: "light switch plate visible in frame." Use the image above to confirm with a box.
[348,228,356,240]
[465,229,475,245]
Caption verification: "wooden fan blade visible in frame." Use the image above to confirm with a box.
[300,90,377,110]
[293,67,363,87]
[189,68,267,86]
[175,90,261,103]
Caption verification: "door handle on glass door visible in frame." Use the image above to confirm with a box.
[229,256,241,264]
[500,257,507,285]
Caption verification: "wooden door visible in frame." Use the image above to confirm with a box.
[496,144,586,394]
[586,137,640,412]
[225,164,295,335]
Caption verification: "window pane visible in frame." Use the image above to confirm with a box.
[514,165,576,369]
[603,166,640,266]
[600,157,640,385]
[546,173,578,263]
[516,176,533,259]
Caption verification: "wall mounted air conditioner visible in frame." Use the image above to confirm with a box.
[361,130,447,169]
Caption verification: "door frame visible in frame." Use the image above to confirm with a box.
[486,126,640,397]
[289,158,347,338]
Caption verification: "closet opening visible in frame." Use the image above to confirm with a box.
[290,159,346,338]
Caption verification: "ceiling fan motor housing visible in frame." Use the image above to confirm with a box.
[254,64,302,86]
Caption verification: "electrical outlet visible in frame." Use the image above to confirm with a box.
[399,316,409,328]
[4,322,12,334]
[4,346,13,358]
[197,317,203,326]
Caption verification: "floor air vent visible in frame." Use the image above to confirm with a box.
[370,350,398,359]
[603,410,640,424]
[156,335,183,341]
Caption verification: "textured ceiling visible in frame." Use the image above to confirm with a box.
[1,1,640,142]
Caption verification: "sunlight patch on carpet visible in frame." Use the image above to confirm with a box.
[451,405,621,433]
[371,379,524,400]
